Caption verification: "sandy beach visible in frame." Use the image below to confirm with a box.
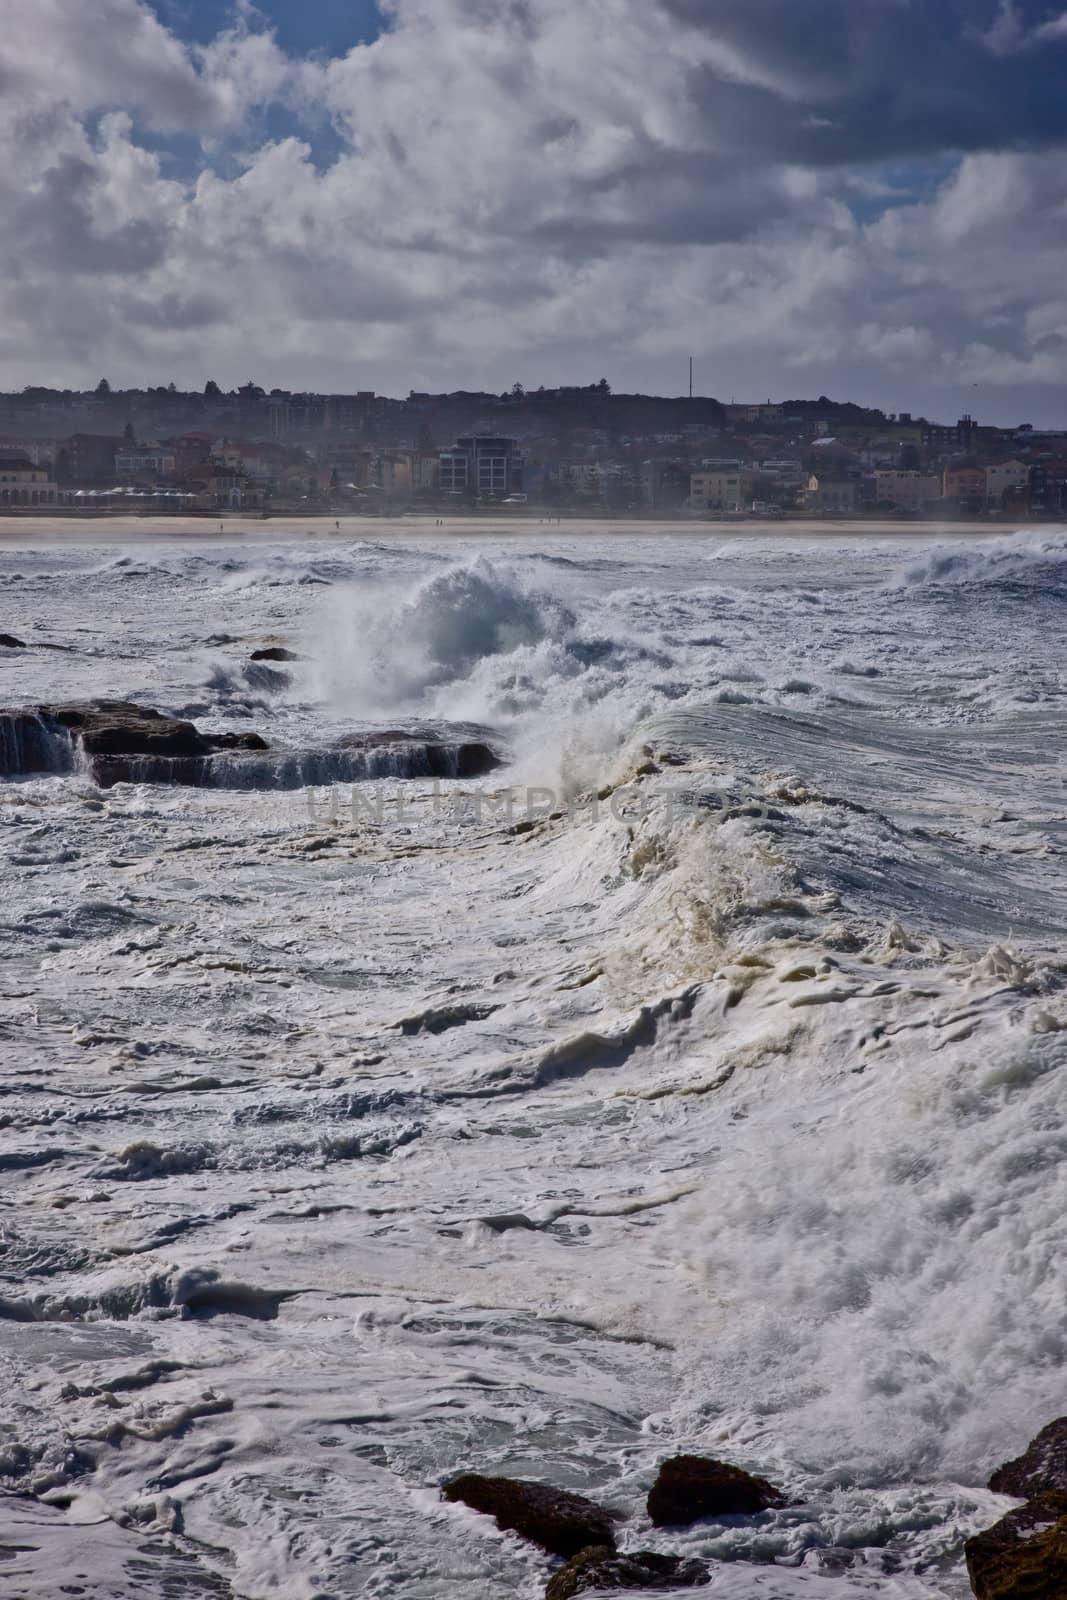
[0,512,1033,542]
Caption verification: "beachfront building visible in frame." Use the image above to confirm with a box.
[0,453,65,506]
[438,435,522,499]
[1028,461,1067,516]
[984,459,1029,508]
[690,461,750,512]
[807,474,858,513]
[873,469,942,511]
[942,464,987,512]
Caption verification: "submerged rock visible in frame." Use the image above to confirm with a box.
[989,1417,1067,1498]
[965,1491,1067,1599]
[545,1545,712,1598]
[646,1456,785,1527]
[443,1474,618,1559]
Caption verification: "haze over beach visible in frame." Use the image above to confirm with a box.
[3,6,1067,1600]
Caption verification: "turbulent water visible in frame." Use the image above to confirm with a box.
[2,528,1066,1599]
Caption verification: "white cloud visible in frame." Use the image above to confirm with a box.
[0,0,1066,418]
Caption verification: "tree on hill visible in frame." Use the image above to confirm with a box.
[95,378,111,397]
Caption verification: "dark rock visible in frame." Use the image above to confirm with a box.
[0,633,26,648]
[647,1456,785,1527]
[0,701,272,787]
[989,1418,1067,1498]
[443,1475,618,1559]
[250,647,298,662]
[1,700,502,789]
[338,730,502,779]
[545,1546,712,1598]
[965,1491,1067,1600]
[47,701,215,760]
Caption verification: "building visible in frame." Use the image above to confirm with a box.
[199,471,260,510]
[0,454,63,506]
[438,436,522,499]
[724,402,784,424]
[942,464,986,511]
[115,446,177,479]
[1029,461,1067,516]
[563,462,605,499]
[873,469,942,511]
[62,433,120,484]
[922,414,979,454]
[807,474,858,514]
[984,460,1029,507]
[0,438,56,468]
[690,461,750,512]
[760,457,805,485]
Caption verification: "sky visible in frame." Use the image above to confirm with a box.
[3,0,1067,423]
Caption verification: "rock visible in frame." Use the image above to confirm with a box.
[989,1418,1067,1498]
[965,1491,1067,1599]
[646,1456,785,1527]
[1,700,503,789]
[545,1546,712,1598]
[250,647,298,662]
[443,1475,618,1559]
[47,701,223,759]
[0,633,26,648]
[338,730,502,779]
[47,702,268,788]
[0,701,270,787]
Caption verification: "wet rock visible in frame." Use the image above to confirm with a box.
[1,700,503,788]
[0,633,25,648]
[989,1418,1067,1498]
[44,703,269,787]
[0,700,269,786]
[45,701,230,759]
[646,1456,785,1526]
[250,646,298,662]
[545,1545,712,1598]
[339,729,502,779]
[965,1490,1067,1600]
[443,1475,618,1559]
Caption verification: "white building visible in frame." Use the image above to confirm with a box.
[690,463,750,512]
[0,454,65,506]
[985,460,1029,505]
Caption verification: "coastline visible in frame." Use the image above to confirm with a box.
[0,512,1047,542]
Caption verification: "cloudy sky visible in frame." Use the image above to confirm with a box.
[4,0,1067,421]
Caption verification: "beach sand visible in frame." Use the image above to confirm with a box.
[0,512,1025,542]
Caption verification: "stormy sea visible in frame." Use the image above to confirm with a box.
[1,528,1065,1599]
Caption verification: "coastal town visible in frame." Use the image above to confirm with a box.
[0,378,1063,519]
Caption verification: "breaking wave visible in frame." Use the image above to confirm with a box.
[894,531,1067,595]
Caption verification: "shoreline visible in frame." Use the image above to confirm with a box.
[0,512,1051,542]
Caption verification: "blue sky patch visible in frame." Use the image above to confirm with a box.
[150,0,383,55]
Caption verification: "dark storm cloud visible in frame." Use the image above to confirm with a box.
[665,0,1067,162]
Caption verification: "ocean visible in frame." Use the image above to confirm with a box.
[1,528,1065,1598]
